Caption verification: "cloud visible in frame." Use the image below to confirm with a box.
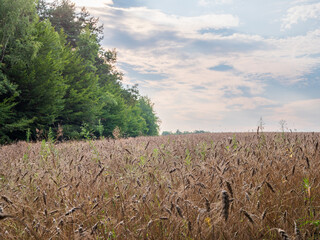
[198,0,233,6]
[186,35,268,55]
[88,3,320,131]
[282,2,320,29]
[268,99,320,131]
[227,97,276,110]
[97,5,239,39]
[198,28,236,36]
[61,0,113,8]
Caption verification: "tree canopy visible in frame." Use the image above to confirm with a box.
[0,0,159,143]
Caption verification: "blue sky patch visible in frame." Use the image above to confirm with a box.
[209,64,234,72]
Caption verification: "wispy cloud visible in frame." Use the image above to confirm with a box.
[100,5,239,39]
[58,0,113,8]
[268,99,320,131]
[227,97,276,110]
[282,2,320,29]
[198,0,233,6]
[83,1,320,131]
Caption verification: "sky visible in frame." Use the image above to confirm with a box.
[72,0,320,132]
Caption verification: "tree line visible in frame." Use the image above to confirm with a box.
[0,0,160,143]
[162,130,209,136]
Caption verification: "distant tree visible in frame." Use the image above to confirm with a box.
[194,130,206,134]
[279,120,287,132]
[162,131,172,136]
[257,117,265,133]
[161,130,209,136]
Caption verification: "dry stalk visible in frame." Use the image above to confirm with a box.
[221,190,230,222]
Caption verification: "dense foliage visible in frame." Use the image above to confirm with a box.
[0,0,159,143]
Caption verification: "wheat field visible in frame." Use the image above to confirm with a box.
[0,132,319,239]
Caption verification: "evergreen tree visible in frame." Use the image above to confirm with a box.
[47,0,103,47]
[0,72,31,143]
[58,49,100,138]
[0,0,160,143]
[15,21,68,128]
[0,0,39,141]
[48,0,80,47]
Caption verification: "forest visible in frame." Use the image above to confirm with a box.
[0,0,160,144]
